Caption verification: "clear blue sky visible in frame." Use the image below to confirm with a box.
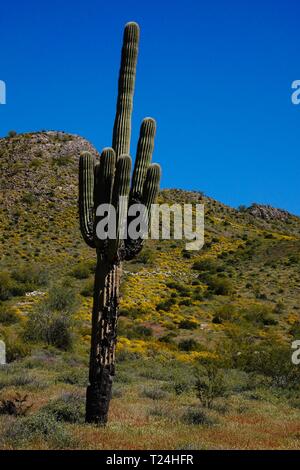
[0,0,299,214]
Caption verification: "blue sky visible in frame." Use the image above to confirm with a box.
[0,0,299,214]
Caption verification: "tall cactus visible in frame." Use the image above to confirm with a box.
[79,22,161,425]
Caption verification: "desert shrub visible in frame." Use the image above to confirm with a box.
[290,322,300,338]
[192,259,220,273]
[118,318,153,339]
[52,154,73,166]
[0,272,14,300]
[182,408,217,426]
[6,341,30,362]
[141,386,167,400]
[30,158,43,169]
[5,411,73,448]
[178,339,201,352]
[148,403,171,418]
[135,249,155,264]
[159,332,177,345]
[25,304,74,351]
[21,192,36,205]
[0,304,19,325]
[71,263,91,279]
[0,330,30,362]
[119,307,145,319]
[42,393,84,423]
[0,393,32,416]
[237,343,300,388]
[0,272,25,300]
[80,279,94,297]
[194,363,226,408]
[274,301,285,314]
[179,298,192,306]
[12,374,49,390]
[242,304,277,326]
[166,282,191,296]
[174,379,192,395]
[156,297,176,312]
[12,264,48,288]
[112,385,124,398]
[212,304,237,324]
[205,275,233,296]
[126,324,153,340]
[178,319,198,330]
[47,284,78,313]
[57,369,87,386]
[182,249,192,259]
[7,130,17,138]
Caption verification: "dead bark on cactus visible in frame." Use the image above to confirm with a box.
[79,22,161,424]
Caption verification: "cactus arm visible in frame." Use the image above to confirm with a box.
[124,162,161,260]
[94,148,116,249]
[112,22,140,158]
[108,155,132,259]
[79,151,96,248]
[142,163,161,212]
[131,118,156,200]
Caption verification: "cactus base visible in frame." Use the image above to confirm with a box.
[86,366,114,424]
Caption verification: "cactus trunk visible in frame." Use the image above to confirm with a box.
[86,258,121,424]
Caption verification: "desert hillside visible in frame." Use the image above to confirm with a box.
[0,131,299,450]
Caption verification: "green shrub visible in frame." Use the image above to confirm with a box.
[5,411,74,448]
[47,284,78,313]
[80,279,94,297]
[192,259,220,272]
[0,272,24,300]
[235,342,300,388]
[179,298,192,306]
[242,304,277,326]
[42,393,84,423]
[0,330,30,362]
[25,305,74,351]
[71,263,90,279]
[7,130,17,138]
[52,154,73,166]
[182,408,217,426]
[127,325,153,339]
[119,307,146,319]
[166,282,190,296]
[205,275,233,296]
[135,249,155,264]
[21,192,36,205]
[0,304,19,325]
[290,322,300,338]
[194,363,226,408]
[12,264,48,288]
[178,339,201,352]
[174,379,192,395]
[212,304,237,324]
[156,297,176,312]
[57,369,88,386]
[141,386,167,400]
[178,319,198,330]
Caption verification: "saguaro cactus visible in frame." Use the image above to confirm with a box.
[79,22,161,425]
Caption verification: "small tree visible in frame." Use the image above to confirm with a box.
[7,130,17,138]
[195,362,226,408]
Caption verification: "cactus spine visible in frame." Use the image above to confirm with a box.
[79,22,161,425]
